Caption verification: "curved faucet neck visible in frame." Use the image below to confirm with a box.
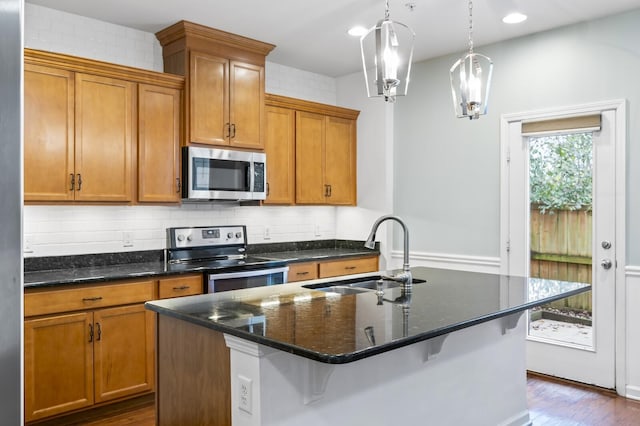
[366,215,410,272]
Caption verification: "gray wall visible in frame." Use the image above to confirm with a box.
[0,0,23,423]
[394,9,640,262]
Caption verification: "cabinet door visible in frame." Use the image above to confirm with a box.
[138,84,182,203]
[229,61,264,149]
[24,63,75,201]
[287,261,319,282]
[75,73,134,201]
[158,274,203,299]
[295,111,326,204]
[24,312,94,422]
[319,256,379,278]
[324,116,357,205]
[264,106,295,204]
[93,304,154,403]
[190,51,229,146]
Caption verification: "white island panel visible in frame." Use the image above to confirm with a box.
[225,312,531,426]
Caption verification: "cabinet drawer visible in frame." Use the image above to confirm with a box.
[318,257,379,279]
[158,274,203,299]
[25,279,155,317]
[287,262,319,282]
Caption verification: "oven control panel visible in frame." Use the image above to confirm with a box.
[169,225,246,249]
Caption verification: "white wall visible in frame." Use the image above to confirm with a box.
[390,8,640,400]
[334,70,396,269]
[23,4,341,257]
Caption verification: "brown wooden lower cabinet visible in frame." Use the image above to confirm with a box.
[23,304,154,422]
[287,255,380,283]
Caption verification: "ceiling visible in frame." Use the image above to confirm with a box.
[25,0,640,77]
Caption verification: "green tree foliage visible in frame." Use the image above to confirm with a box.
[529,133,592,213]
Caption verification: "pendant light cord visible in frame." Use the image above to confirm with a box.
[385,0,390,20]
[468,0,474,54]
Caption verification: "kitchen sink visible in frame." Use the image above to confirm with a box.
[302,276,426,294]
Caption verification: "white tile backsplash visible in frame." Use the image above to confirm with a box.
[23,205,337,257]
[23,4,342,258]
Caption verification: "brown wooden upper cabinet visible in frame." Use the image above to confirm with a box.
[137,84,182,203]
[264,94,359,206]
[264,105,296,204]
[156,21,275,150]
[24,64,134,202]
[24,49,184,204]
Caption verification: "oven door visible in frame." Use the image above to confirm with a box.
[208,266,289,293]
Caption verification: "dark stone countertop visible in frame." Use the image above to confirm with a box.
[23,240,380,288]
[145,266,591,364]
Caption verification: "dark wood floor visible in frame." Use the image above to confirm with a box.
[34,374,640,425]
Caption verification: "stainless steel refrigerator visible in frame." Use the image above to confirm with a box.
[0,0,23,424]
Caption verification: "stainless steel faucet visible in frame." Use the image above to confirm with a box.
[364,215,413,294]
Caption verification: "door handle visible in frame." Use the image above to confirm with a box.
[231,123,236,138]
[601,259,613,270]
[89,324,94,343]
[602,240,612,249]
[225,122,231,138]
[176,177,181,193]
[96,322,102,341]
[70,173,75,191]
[76,174,82,191]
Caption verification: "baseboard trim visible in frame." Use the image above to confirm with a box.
[391,250,501,274]
[498,410,532,426]
[626,385,640,401]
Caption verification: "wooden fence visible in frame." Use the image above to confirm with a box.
[529,207,592,311]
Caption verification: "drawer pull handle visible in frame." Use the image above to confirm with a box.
[82,296,103,302]
[296,271,309,275]
[345,266,357,270]
[89,324,94,343]
[173,286,190,290]
[96,322,102,341]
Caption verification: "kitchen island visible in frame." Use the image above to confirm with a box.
[145,267,590,426]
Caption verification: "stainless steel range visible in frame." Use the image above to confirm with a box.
[167,225,288,293]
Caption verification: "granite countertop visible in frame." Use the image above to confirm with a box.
[145,266,591,364]
[23,240,380,288]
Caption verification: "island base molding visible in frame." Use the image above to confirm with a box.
[224,316,532,426]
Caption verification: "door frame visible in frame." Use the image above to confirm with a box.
[499,99,626,395]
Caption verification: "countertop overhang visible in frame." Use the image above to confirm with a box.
[145,266,591,364]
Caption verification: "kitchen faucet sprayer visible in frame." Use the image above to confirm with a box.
[364,215,412,294]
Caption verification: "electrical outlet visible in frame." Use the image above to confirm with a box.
[123,231,133,247]
[24,236,34,254]
[314,224,321,237]
[263,226,271,240]
[238,375,252,414]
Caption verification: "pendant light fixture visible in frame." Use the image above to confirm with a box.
[450,0,493,119]
[360,0,415,102]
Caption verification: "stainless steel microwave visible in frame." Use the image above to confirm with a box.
[182,146,266,201]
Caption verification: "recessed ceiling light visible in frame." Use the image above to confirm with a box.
[502,12,527,24]
[348,26,368,37]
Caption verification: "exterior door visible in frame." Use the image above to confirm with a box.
[502,101,625,389]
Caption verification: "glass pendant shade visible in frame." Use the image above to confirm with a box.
[360,18,415,102]
[450,52,493,119]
